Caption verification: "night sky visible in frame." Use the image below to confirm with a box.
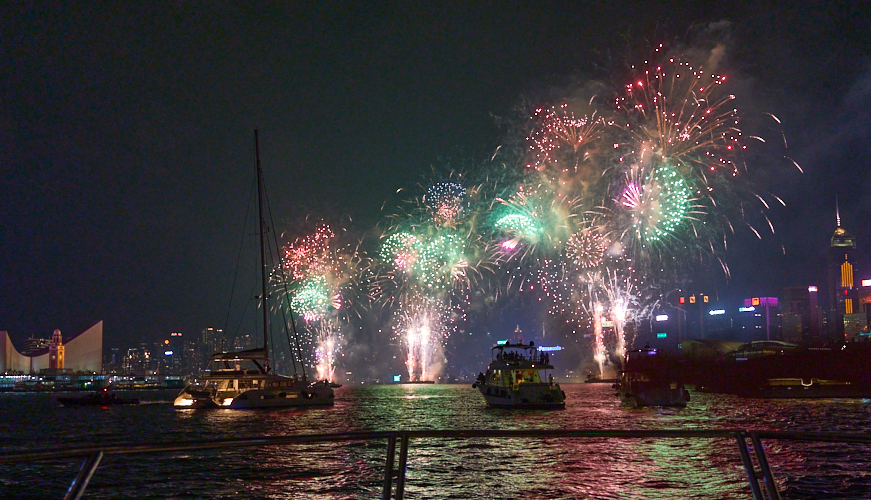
[2,1,869,353]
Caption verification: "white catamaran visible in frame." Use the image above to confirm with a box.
[174,131,334,409]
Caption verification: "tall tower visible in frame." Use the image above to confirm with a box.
[48,329,65,369]
[827,200,858,339]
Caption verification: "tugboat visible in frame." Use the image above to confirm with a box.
[472,342,565,409]
[615,347,689,408]
[57,387,140,407]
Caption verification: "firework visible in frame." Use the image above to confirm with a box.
[313,319,344,382]
[290,275,332,322]
[283,224,335,281]
[393,295,450,382]
[527,105,603,174]
[566,227,610,268]
[617,162,696,248]
[425,182,467,225]
[614,56,742,179]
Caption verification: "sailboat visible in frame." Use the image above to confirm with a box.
[174,131,334,409]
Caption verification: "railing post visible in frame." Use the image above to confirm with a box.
[395,432,410,500]
[63,450,103,500]
[382,433,397,500]
[735,432,765,500]
[750,433,782,500]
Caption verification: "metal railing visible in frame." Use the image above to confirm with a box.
[2,429,870,500]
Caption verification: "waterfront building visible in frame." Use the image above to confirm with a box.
[22,337,51,355]
[827,203,859,339]
[672,291,716,339]
[199,327,224,373]
[781,286,823,343]
[48,329,65,369]
[0,321,103,374]
[736,298,781,342]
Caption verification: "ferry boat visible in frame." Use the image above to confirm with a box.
[173,131,333,410]
[472,342,565,409]
[615,347,689,408]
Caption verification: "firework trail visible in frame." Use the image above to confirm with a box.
[313,319,344,382]
[392,295,450,381]
[374,174,494,380]
[278,222,364,379]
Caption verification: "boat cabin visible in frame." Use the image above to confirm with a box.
[483,342,554,390]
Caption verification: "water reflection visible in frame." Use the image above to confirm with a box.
[1,384,870,498]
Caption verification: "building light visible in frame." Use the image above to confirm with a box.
[164,350,173,356]
[709,309,726,315]
[393,375,401,382]
[656,333,667,338]
[655,314,669,322]
[739,306,756,312]
[497,340,508,345]
[863,280,871,287]
[538,346,563,352]
[752,297,760,306]
[808,286,818,292]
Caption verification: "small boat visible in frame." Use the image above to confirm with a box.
[472,342,565,409]
[173,131,333,410]
[57,387,140,406]
[615,347,689,408]
[584,374,618,384]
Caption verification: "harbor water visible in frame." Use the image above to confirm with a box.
[2,383,870,499]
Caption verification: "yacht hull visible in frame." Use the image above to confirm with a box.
[173,381,334,409]
[476,383,565,409]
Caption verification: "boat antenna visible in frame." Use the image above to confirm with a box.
[255,129,270,372]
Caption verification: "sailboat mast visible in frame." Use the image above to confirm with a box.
[255,130,270,368]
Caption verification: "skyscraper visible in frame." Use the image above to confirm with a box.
[827,201,858,339]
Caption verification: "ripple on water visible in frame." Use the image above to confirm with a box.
[1,384,870,498]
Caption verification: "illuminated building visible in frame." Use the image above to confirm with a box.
[0,321,103,374]
[48,329,65,369]
[671,291,715,339]
[827,202,859,339]
[781,286,822,343]
[22,337,51,355]
[159,332,184,375]
[737,298,780,342]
